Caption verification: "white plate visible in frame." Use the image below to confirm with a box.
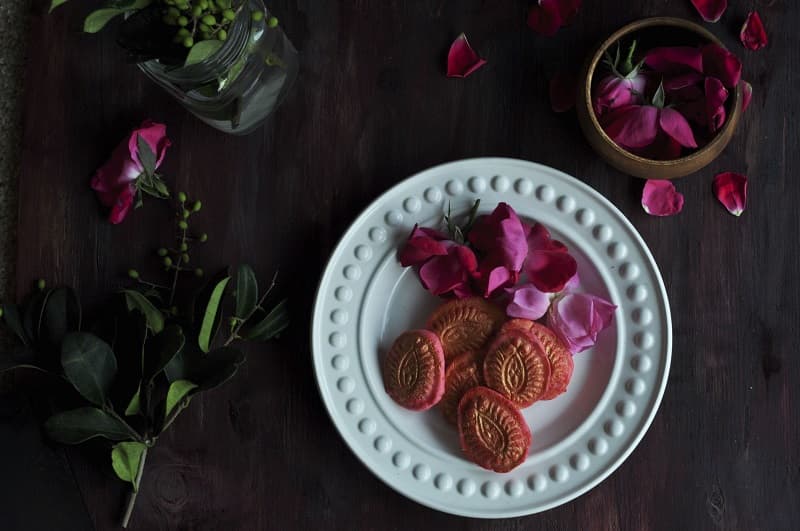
[311,158,671,518]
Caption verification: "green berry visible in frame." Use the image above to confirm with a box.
[169,306,178,315]
[201,14,216,26]
[128,269,140,279]
[182,210,190,219]
[37,279,46,290]
[163,256,173,267]
[199,23,211,32]
[179,242,188,252]
[181,253,190,264]
[199,0,209,9]
[177,191,187,202]
[193,5,203,17]
[183,37,194,48]
[177,28,191,38]
[167,7,180,17]
[178,16,189,26]
[219,29,228,41]
[199,233,208,243]
[178,220,189,230]
[216,0,230,8]
[267,16,278,28]
[223,9,236,21]
[251,11,264,22]
[157,248,168,257]
[192,201,202,212]
[194,268,204,278]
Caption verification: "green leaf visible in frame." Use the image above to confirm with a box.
[136,134,157,177]
[83,9,124,34]
[22,289,48,343]
[244,299,289,341]
[50,0,69,12]
[185,40,224,66]
[234,265,258,319]
[41,287,82,348]
[2,303,29,346]
[165,379,197,417]
[652,81,666,108]
[124,388,141,416]
[61,332,117,405]
[44,407,132,444]
[143,325,185,382]
[111,441,147,487]
[123,290,165,334]
[198,277,230,353]
[194,347,245,390]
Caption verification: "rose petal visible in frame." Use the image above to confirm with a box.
[550,70,579,113]
[713,172,747,216]
[564,271,580,292]
[741,80,753,112]
[630,132,683,161]
[447,33,487,78]
[644,46,704,73]
[527,249,578,293]
[702,44,742,88]
[593,74,648,116]
[659,108,698,148]
[663,71,704,92]
[690,0,727,23]
[547,293,616,353]
[127,120,171,172]
[505,284,551,320]
[108,183,136,225]
[642,180,684,217]
[704,77,728,133]
[469,202,529,273]
[418,245,478,296]
[398,224,449,266]
[527,0,563,36]
[740,11,768,51]
[601,105,659,149]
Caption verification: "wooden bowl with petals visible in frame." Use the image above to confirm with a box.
[577,17,742,180]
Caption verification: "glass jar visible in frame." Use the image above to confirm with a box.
[138,0,298,135]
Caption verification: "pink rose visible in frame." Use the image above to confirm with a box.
[593,73,647,116]
[547,293,616,353]
[90,120,171,224]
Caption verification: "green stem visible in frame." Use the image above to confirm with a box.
[620,39,637,76]
[167,226,188,307]
[121,446,148,528]
[224,271,279,347]
[105,407,143,443]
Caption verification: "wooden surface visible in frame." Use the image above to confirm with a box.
[7,0,800,529]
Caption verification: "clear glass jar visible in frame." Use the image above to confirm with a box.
[139,0,298,135]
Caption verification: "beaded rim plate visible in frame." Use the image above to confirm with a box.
[311,158,672,518]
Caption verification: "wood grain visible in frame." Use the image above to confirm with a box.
[10,0,800,529]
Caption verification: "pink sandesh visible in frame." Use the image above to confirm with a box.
[468,202,529,296]
[446,33,487,78]
[642,180,684,217]
[713,172,748,216]
[90,120,171,224]
[398,225,478,298]
[547,293,617,354]
[690,0,727,23]
[740,12,768,51]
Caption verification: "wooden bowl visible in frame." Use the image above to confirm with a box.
[577,17,742,180]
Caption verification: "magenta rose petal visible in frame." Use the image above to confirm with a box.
[419,245,478,297]
[703,77,729,133]
[446,33,487,78]
[550,70,579,113]
[398,225,449,266]
[644,46,704,73]
[505,284,551,320]
[658,108,698,148]
[108,184,137,225]
[740,11,768,51]
[741,81,753,112]
[690,0,727,23]
[702,44,742,88]
[527,249,578,293]
[713,172,748,216]
[527,0,562,36]
[601,105,659,149]
[642,180,684,217]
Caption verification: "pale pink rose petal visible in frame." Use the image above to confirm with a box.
[601,105,659,149]
[563,271,580,292]
[593,74,648,116]
[644,46,704,73]
[713,172,748,216]
[659,108,698,148]
[547,293,616,353]
[702,44,742,88]
[550,70,579,113]
[690,0,727,23]
[741,81,753,112]
[446,33,487,78]
[740,11,768,51]
[642,180,684,217]
[505,284,551,320]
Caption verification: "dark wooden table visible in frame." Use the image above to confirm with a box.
[5,1,799,530]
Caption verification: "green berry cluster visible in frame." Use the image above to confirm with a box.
[161,0,278,48]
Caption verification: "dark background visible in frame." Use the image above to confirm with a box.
[2,0,798,530]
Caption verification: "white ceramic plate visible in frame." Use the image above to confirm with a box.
[311,158,671,518]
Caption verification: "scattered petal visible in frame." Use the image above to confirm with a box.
[601,105,659,148]
[642,180,684,217]
[702,44,742,88]
[704,77,729,133]
[108,183,137,225]
[740,11,768,51]
[447,33,487,78]
[644,46,704,73]
[419,244,479,297]
[527,0,582,36]
[550,70,580,113]
[547,293,616,353]
[713,172,747,216]
[690,0,727,23]
[505,284,551,320]
[741,80,753,112]
[659,108,698,148]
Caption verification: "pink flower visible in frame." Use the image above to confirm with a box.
[593,73,647,116]
[689,0,727,23]
[642,180,684,217]
[701,44,742,89]
[398,225,478,298]
[550,70,580,113]
[547,293,616,353]
[504,284,551,320]
[527,0,582,36]
[524,222,577,293]
[713,172,747,216]
[601,104,697,151]
[90,120,171,224]
[740,11,768,51]
[469,203,529,296]
[446,33,487,78]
